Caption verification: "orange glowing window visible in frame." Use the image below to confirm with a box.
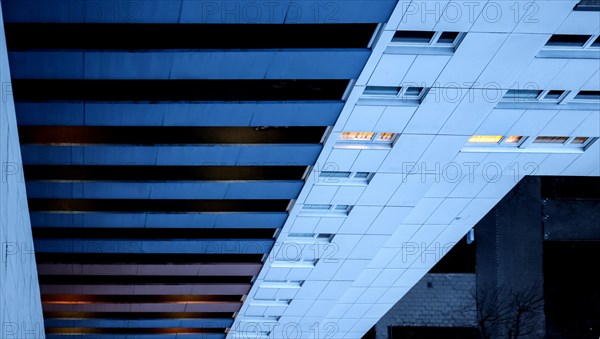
[571,137,590,144]
[468,135,502,144]
[377,133,396,141]
[340,132,375,141]
[504,136,523,144]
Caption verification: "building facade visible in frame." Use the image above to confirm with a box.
[0,0,598,338]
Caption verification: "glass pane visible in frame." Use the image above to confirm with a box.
[468,135,503,144]
[320,171,351,178]
[571,137,590,144]
[574,90,600,100]
[392,30,435,43]
[544,90,565,100]
[340,132,375,141]
[504,136,523,144]
[437,31,460,44]
[364,86,401,96]
[533,136,569,144]
[546,34,591,47]
[377,133,396,141]
[404,87,424,97]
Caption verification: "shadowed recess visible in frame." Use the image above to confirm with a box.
[33,228,276,239]
[23,165,307,181]
[19,126,326,145]
[45,328,225,334]
[11,79,350,101]
[44,312,234,319]
[28,199,290,212]
[4,23,377,50]
[38,276,254,285]
[35,253,264,264]
[42,295,242,303]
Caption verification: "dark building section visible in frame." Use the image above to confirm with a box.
[372,176,600,339]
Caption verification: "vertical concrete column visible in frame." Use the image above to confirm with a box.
[0,3,46,338]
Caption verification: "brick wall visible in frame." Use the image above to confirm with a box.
[375,273,477,339]
[0,3,45,338]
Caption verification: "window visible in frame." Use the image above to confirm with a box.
[363,86,400,96]
[542,90,566,101]
[504,136,524,144]
[287,233,334,243]
[503,89,543,102]
[533,136,569,144]
[318,171,373,185]
[299,204,353,217]
[437,31,460,44]
[464,135,595,151]
[571,136,590,144]
[574,0,600,11]
[544,34,600,50]
[260,281,303,289]
[336,132,397,149]
[468,135,503,144]
[546,34,591,47]
[340,131,375,141]
[391,30,464,47]
[271,259,318,268]
[392,30,435,44]
[573,90,600,101]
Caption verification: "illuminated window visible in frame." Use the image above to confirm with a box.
[533,136,569,144]
[340,132,375,141]
[504,136,524,144]
[468,135,503,144]
[378,132,396,141]
[336,132,396,149]
[571,137,590,144]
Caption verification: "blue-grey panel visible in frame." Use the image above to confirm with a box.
[30,212,287,228]
[9,50,369,79]
[34,239,273,254]
[4,0,396,23]
[20,145,321,165]
[26,181,303,199]
[16,102,343,126]
[45,319,234,328]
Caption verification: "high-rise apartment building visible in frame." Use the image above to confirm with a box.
[0,1,598,338]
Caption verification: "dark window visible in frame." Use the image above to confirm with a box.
[574,90,600,100]
[574,0,600,11]
[593,36,600,47]
[364,86,401,96]
[392,30,435,44]
[546,34,591,47]
[437,31,460,44]
[404,87,424,97]
[543,90,565,100]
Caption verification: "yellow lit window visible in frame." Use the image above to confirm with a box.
[504,136,523,144]
[571,137,589,144]
[533,136,568,144]
[340,132,375,141]
[468,135,502,144]
[377,133,396,141]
